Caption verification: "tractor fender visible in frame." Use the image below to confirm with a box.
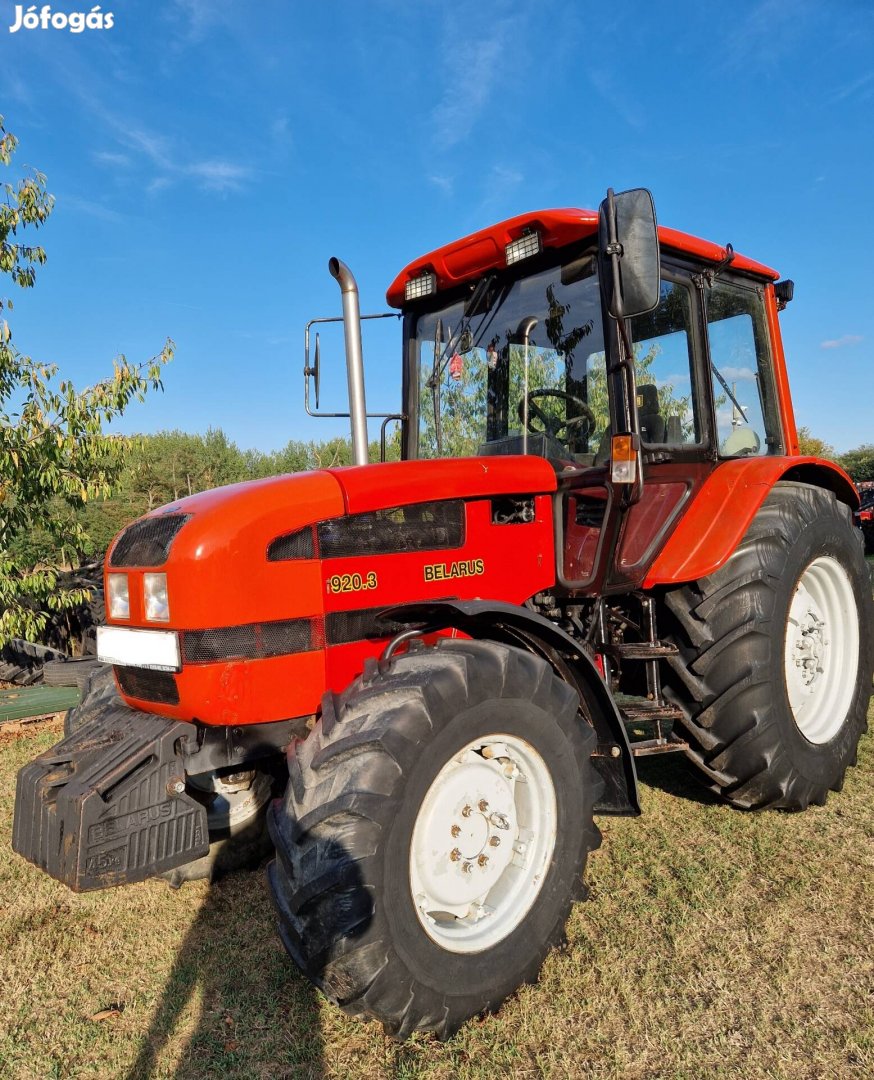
[643,457,858,588]
[380,598,640,816]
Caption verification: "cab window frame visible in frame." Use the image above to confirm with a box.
[629,260,711,456]
[701,272,784,459]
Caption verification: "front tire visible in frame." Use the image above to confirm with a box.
[661,482,873,809]
[267,638,602,1039]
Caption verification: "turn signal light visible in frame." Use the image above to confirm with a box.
[610,434,638,484]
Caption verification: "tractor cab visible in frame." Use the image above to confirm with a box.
[380,193,795,594]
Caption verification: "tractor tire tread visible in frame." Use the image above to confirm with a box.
[268,637,601,1038]
[661,481,872,810]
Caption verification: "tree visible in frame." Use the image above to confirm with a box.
[838,443,874,484]
[0,116,173,645]
[797,426,836,460]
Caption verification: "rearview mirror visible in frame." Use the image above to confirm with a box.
[598,187,660,319]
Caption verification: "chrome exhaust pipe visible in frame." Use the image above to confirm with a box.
[328,257,369,467]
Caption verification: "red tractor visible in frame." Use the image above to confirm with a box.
[14,189,873,1039]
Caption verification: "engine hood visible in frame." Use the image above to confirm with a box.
[105,456,558,630]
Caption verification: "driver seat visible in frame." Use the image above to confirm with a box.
[592,382,665,465]
[637,384,665,444]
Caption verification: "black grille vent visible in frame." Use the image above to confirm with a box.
[326,606,421,646]
[183,618,317,663]
[267,527,315,562]
[115,667,180,705]
[110,514,191,567]
[318,502,464,559]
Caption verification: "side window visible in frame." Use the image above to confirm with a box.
[628,280,700,446]
[706,281,782,457]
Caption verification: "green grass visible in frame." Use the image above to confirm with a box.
[1,710,872,1080]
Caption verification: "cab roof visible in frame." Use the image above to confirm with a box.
[385,207,779,308]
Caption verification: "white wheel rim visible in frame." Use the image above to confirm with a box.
[188,770,273,829]
[409,733,557,954]
[783,555,859,743]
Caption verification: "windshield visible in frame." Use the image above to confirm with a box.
[412,255,608,464]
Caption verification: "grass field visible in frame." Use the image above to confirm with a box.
[1,709,872,1080]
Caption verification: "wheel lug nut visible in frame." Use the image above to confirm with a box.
[461,805,472,818]
[489,812,510,830]
[478,799,489,812]
[462,861,472,874]
[450,848,461,862]
[451,824,461,837]
[477,854,489,868]
[489,836,500,847]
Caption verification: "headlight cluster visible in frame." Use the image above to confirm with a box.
[108,572,169,622]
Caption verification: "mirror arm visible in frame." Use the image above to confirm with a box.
[605,188,626,320]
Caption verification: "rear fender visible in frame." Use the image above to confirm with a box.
[381,598,640,816]
[643,457,858,587]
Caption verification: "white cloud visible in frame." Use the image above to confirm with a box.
[147,177,172,196]
[60,195,124,223]
[827,70,874,104]
[186,160,253,192]
[430,16,517,149]
[720,365,757,381]
[93,150,132,168]
[723,0,814,74]
[588,68,644,130]
[100,117,252,195]
[271,115,293,152]
[428,174,454,196]
[171,0,235,42]
[820,334,863,350]
[662,372,690,385]
[111,123,174,171]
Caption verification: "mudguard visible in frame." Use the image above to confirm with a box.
[380,598,640,816]
[643,457,858,587]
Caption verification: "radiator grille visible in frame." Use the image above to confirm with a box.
[318,501,465,559]
[182,618,317,663]
[266,502,465,563]
[115,666,180,705]
[110,514,191,567]
[325,606,421,646]
[267,527,315,562]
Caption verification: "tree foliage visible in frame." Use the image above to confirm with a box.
[0,116,173,644]
[796,426,836,460]
[838,443,874,484]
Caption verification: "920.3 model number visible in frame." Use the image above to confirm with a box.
[327,571,378,594]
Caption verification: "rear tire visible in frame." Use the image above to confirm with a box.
[661,482,873,809]
[267,638,602,1039]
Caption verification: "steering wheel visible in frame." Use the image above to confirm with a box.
[518,389,596,442]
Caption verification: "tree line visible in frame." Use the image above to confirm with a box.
[24,422,866,573]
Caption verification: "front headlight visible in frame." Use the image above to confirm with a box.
[108,574,130,620]
[143,572,170,622]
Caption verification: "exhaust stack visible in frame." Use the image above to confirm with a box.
[328,257,369,467]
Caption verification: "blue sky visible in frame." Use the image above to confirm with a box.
[1,0,872,453]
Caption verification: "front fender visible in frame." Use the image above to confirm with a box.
[381,598,640,816]
[643,457,858,587]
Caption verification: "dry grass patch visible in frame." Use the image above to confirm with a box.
[1,709,872,1079]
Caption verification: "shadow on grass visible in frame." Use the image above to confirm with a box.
[632,752,722,806]
[125,867,325,1080]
